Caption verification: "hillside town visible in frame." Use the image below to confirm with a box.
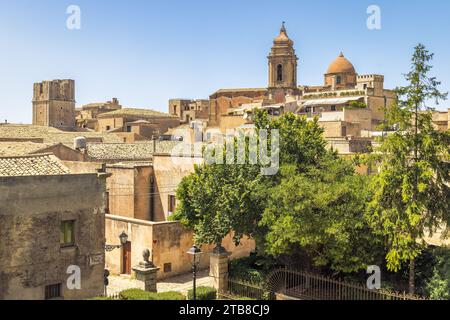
[0,23,449,302]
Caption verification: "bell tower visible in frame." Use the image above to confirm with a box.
[268,22,298,90]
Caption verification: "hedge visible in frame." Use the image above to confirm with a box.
[119,289,185,300]
[187,286,217,300]
[87,296,114,300]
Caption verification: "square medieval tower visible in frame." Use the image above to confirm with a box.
[32,79,76,130]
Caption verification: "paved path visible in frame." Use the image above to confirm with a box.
[107,269,213,296]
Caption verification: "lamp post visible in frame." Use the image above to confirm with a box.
[104,231,128,296]
[187,245,202,300]
[105,231,128,252]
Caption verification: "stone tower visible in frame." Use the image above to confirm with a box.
[32,79,76,130]
[268,22,298,101]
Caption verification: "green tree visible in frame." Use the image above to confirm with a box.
[366,44,450,294]
[172,111,330,250]
[256,111,382,272]
[254,111,328,171]
[171,162,265,248]
[261,158,382,273]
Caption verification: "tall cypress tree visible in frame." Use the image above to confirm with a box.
[367,44,450,294]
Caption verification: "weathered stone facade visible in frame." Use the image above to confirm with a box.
[32,80,76,130]
[208,23,300,127]
[104,215,255,280]
[169,99,209,123]
[75,98,122,130]
[0,170,108,300]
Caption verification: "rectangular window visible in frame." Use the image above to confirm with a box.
[105,192,110,214]
[164,263,172,273]
[168,195,176,216]
[331,105,336,111]
[126,126,131,132]
[45,283,62,300]
[60,220,75,247]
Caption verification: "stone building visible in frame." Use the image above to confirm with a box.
[168,99,209,123]
[297,55,397,137]
[96,108,180,139]
[0,154,108,300]
[431,108,450,131]
[75,98,122,130]
[104,152,255,280]
[208,23,300,127]
[200,23,399,143]
[32,80,76,130]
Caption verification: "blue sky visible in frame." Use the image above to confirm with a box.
[0,0,449,123]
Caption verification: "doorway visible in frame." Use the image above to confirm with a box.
[122,241,131,275]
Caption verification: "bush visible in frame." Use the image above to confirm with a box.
[187,286,217,300]
[87,296,113,300]
[119,289,186,300]
[229,255,280,284]
[153,291,186,300]
[119,289,152,300]
[426,268,450,300]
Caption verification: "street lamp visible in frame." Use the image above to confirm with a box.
[105,231,128,252]
[103,231,128,296]
[187,245,202,300]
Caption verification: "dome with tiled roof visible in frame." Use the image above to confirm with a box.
[326,52,356,74]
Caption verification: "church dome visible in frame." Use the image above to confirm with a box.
[326,52,356,74]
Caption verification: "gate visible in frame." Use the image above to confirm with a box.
[266,268,425,300]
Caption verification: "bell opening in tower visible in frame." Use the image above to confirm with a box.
[277,64,283,82]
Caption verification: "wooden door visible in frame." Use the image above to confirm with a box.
[122,242,131,275]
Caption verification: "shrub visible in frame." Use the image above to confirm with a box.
[119,289,152,300]
[119,289,186,300]
[87,296,113,300]
[153,291,186,300]
[187,286,217,300]
[228,255,280,284]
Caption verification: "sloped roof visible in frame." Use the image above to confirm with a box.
[97,108,177,119]
[0,142,55,156]
[86,141,190,161]
[0,124,124,144]
[213,88,268,94]
[87,143,155,161]
[0,153,70,176]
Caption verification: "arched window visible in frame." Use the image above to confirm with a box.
[277,64,283,82]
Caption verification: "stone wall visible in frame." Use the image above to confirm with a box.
[105,215,255,280]
[0,173,107,300]
[105,164,157,221]
[153,154,204,221]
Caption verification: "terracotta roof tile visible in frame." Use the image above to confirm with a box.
[0,153,70,176]
[97,108,177,119]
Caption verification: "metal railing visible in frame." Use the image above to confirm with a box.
[220,278,269,300]
[266,268,426,300]
[221,268,426,300]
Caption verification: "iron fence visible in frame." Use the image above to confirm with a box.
[221,268,426,300]
[266,268,426,300]
[219,278,270,300]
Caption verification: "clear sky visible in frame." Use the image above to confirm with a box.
[0,0,449,123]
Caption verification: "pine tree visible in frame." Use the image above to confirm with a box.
[367,44,450,294]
